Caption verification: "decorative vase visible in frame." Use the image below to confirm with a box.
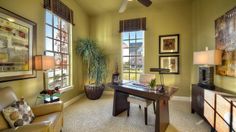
[84,84,105,100]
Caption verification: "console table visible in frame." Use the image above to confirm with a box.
[108,82,178,132]
[191,84,236,132]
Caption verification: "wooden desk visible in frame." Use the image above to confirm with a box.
[108,82,178,132]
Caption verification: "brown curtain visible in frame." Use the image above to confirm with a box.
[119,17,146,32]
[44,0,74,25]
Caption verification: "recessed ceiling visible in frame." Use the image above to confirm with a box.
[75,0,191,16]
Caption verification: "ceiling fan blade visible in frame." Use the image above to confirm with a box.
[137,0,152,7]
[119,0,128,13]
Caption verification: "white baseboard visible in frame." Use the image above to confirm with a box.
[64,93,85,108]
[171,96,191,102]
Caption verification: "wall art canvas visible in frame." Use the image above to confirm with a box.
[159,55,179,74]
[216,7,236,77]
[0,7,36,82]
[159,34,179,54]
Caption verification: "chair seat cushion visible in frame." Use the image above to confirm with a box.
[32,112,61,128]
[127,96,152,107]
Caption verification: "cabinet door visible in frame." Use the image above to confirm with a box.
[216,95,231,124]
[192,85,204,116]
[215,114,230,132]
[204,89,215,108]
[204,101,215,127]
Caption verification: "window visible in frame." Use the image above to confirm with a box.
[122,31,144,81]
[45,10,72,90]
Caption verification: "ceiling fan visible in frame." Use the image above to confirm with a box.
[119,0,152,13]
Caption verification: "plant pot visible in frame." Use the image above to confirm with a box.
[84,84,105,100]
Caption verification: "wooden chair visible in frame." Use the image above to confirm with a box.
[127,74,156,125]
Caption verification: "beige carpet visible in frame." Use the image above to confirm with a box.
[63,92,210,132]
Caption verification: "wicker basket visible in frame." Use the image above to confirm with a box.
[84,84,105,100]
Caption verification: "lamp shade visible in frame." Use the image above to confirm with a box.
[34,55,55,71]
[193,50,222,65]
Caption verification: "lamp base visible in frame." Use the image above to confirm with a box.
[198,67,214,90]
[198,83,215,90]
[158,85,165,93]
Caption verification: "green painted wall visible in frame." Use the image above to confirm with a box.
[0,0,235,100]
[191,0,236,93]
[90,0,193,97]
[0,0,89,105]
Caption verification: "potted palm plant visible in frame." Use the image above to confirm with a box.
[77,39,107,100]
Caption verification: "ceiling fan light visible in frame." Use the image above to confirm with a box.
[128,0,133,1]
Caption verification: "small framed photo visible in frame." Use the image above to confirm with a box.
[159,55,179,74]
[159,34,179,54]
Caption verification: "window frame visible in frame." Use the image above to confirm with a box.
[44,10,73,92]
[121,31,145,81]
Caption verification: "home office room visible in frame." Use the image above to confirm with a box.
[0,0,236,132]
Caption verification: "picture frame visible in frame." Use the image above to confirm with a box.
[159,34,179,54]
[159,55,179,74]
[215,6,236,77]
[0,7,37,82]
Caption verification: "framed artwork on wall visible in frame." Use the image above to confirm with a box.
[0,7,37,82]
[159,55,179,74]
[159,34,179,54]
[215,6,236,77]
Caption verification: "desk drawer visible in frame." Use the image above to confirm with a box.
[204,89,215,108]
[204,101,214,127]
[216,94,231,124]
[215,113,230,132]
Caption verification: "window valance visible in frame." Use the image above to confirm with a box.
[44,0,74,24]
[119,17,146,32]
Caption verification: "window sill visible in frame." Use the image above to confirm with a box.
[60,85,74,93]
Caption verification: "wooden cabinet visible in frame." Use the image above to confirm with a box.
[191,84,236,132]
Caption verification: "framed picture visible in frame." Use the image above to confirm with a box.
[215,7,236,77]
[159,34,179,54]
[0,7,37,82]
[159,55,179,74]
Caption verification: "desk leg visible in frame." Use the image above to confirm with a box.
[155,99,169,132]
[113,90,129,116]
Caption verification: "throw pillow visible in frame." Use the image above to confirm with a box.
[2,98,35,128]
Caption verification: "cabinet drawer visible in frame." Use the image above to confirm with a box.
[216,94,231,124]
[204,101,214,127]
[233,102,236,131]
[215,113,230,132]
[204,89,215,108]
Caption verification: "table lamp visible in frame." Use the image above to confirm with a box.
[150,68,170,93]
[34,55,55,90]
[193,47,222,89]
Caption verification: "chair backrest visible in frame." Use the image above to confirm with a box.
[0,87,18,130]
[0,87,18,111]
[139,74,155,85]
